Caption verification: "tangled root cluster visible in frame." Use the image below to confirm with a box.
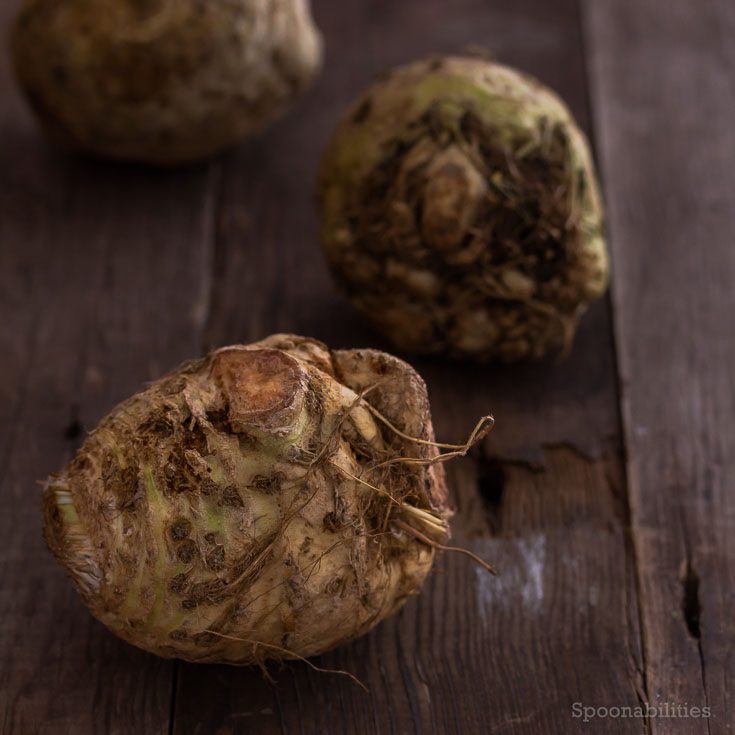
[43,335,463,664]
[319,55,608,361]
[12,0,322,164]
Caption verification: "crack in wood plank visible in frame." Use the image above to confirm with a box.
[584,0,734,729]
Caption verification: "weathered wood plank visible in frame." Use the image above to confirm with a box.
[584,0,735,731]
[173,0,644,732]
[0,1,217,727]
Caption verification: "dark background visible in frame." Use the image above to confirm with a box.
[1,0,733,733]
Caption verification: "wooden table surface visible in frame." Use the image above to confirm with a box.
[2,0,734,733]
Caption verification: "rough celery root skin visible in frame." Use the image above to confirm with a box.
[43,335,449,664]
[11,0,322,164]
[318,55,609,362]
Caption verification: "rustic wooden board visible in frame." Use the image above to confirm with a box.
[585,0,735,731]
[7,0,728,732]
[173,0,645,733]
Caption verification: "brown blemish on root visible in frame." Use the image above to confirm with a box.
[323,512,342,532]
[170,518,193,540]
[351,98,372,124]
[210,348,304,433]
[206,545,226,571]
[250,473,284,494]
[221,485,244,508]
[170,573,188,595]
[176,539,198,563]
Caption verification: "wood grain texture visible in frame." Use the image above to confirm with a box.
[0,0,218,728]
[173,0,645,732]
[585,0,735,731]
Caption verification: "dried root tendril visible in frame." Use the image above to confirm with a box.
[392,518,497,577]
[329,463,401,507]
[331,391,497,575]
[365,400,495,452]
[367,412,495,471]
[202,629,368,691]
